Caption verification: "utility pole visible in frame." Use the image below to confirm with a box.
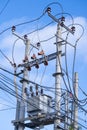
[74,72,78,130]
[64,91,69,130]
[12,6,76,130]
[54,23,62,130]
[18,37,30,130]
[14,68,20,130]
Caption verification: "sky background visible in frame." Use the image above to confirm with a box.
[0,0,87,130]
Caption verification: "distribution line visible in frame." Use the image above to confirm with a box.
[0,76,86,129]
[0,66,87,108]
[0,0,10,16]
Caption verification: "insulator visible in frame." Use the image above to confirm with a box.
[38,50,44,55]
[44,60,48,66]
[24,88,29,96]
[41,88,43,95]
[18,64,21,67]
[37,42,40,47]
[61,16,65,22]
[31,54,36,59]
[27,66,31,71]
[12,26,16,32]
[31,92,34,97]
[47,7,51,13]
[30,86,32,92]
[35,63,39,69]
[36,84,38,90]
[71,26,75,33]
[36,90,38,96]
[24,34,28,40]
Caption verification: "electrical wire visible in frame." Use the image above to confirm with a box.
[62,68,87,105]
[64,32,72,92]
[1,55,86,119]
[0,73,21,92]
[0,101,14,108]
[0,0,10,16]
[34,69,38,83]
[0,49,13,66]
[0,13,45,36]
[12,38,19,64]
[1,78,83,129]
[0,2,86,129]
[43,2,64,15]
[69,23,84,44]
[0,91,16,106]
[0,107,16,111]
[0,64,86,104]
[0,72,86,129]
[40,65,47,86]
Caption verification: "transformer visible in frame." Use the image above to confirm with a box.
[27,94,52,116]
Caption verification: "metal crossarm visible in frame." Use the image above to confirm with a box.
[20,52,64,68]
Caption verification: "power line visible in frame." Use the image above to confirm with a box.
[0,0,10,16]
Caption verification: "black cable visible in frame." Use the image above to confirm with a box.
[0,13,45,36]
[0,73,22,92]
[0,66,87,113]
[0,74,86,129]
[0,91,16,106]
[0,60,86,105]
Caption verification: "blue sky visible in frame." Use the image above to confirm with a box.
[0,0,87,130]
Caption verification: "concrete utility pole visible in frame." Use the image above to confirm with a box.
[74,72,78,130]
[64,91,69,130]
[14,67,20,130]
[54,23,62,130]
[18,37,30,130]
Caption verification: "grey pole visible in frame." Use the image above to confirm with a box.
[18,38,30,130]
[54,24,62,130]
[74,72,78,130]
[64,91,69,130]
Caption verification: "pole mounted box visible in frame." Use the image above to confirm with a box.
[27,94,52,116]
